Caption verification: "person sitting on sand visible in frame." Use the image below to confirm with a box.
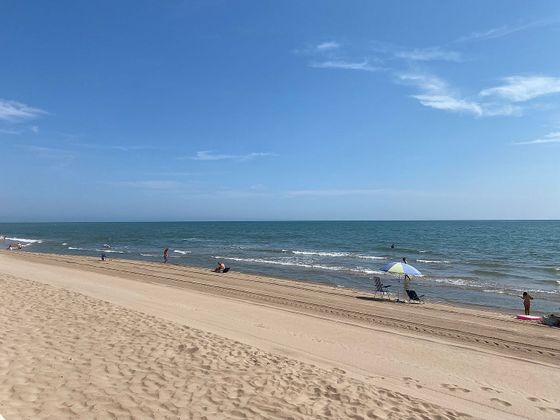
[522,292,533,315]
[213,261,226,273]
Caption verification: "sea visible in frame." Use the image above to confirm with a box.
[1,221,559,313]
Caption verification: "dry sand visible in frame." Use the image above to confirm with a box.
[0,251,559,419]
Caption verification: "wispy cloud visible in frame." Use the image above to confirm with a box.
[316,41,340,51]
[0,99,46,122]
[400,73,523,117]
[480,76,560,102]
[0,128,23,135]
[285,188,390,197]
[192,150,274,161]
[394,47,462,62]
[456,19,557,43]
[514,131,560,145]
[20,145,76,166]
[309,60,380,72]
[116,180,181,190]
[399,73,484,116]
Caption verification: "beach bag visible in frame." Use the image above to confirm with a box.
[542,314,560,327]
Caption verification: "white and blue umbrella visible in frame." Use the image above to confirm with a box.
[380,261,422,277]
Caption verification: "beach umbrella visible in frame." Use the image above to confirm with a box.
[380,262,422,302]
[380,261,422,277]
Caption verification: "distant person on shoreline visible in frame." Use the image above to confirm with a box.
[402,257,407,264]
[213,261,226,273]
[101,252,106,261]
[163,248,169,263]
[522,292,533,315]
[391,244,395,249]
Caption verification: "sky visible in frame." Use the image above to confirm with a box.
[1,0,559,221]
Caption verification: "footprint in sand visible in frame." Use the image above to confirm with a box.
[528,396,551,403]
[539,407,560,414]
[480,386,501,394]
[490,398,512,407]
[441,383,470,393]
[402,377,423,389]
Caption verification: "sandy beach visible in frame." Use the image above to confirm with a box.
[1,251,559,419]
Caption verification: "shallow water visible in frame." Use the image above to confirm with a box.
[1,221,559,312]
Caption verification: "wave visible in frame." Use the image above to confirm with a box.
[416,259,450,264]
[173,250,191,255]
[140,253,157,257]
[95,249,124,254]
[292,250,350,257]
[214,256,383,275]
[5,237,42,244]
[68,246,86,250]
[483,287,559,296]
[62,243,68,246]
[428,277,479,287]
[356,255,387,260]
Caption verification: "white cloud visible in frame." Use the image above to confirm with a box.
[399,73,484,116]
[480,76,560,102]
[395,47,462,62]
[412,94,482,116]
[117,180,181,189]
[0,99,46,121]
[310,60,380,72]
[0,128,23,135]
[192,150,274,161]
[514,131,560,145]
[316,41,340,51]
[285,188,391,197]
[400,73,522,117]
[456,19,556,43]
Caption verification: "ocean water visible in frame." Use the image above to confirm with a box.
[1,221,559,313]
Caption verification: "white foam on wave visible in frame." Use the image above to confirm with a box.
[140,253,157,257]
[356,255,386,260]
[6,237,42,244]
[96,249,124,254]
[214,256,383,275]
[173,250,191,255]
[62,243,68,246]
[292,250,350,257]
[68,246,85,250]
[428,277,478,287]
[416,259,450,264]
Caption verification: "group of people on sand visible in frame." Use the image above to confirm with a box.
[161,247,229,273]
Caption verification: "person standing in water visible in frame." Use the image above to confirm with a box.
[163,247,169,263]
[522,292,533,315]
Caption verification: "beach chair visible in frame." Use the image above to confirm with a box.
[373,276,391,299]
[406,289,424,303]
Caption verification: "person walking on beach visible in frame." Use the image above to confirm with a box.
[163,247,169,263]
[522,292,533,315]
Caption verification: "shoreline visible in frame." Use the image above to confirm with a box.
[10,248,551,316]
[1,250,559,418]
[15,248,553,316]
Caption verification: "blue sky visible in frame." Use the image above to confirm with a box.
[1,0,559,221]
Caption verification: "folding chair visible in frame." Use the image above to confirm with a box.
[373,276,391,299]
[406,289,425,303]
